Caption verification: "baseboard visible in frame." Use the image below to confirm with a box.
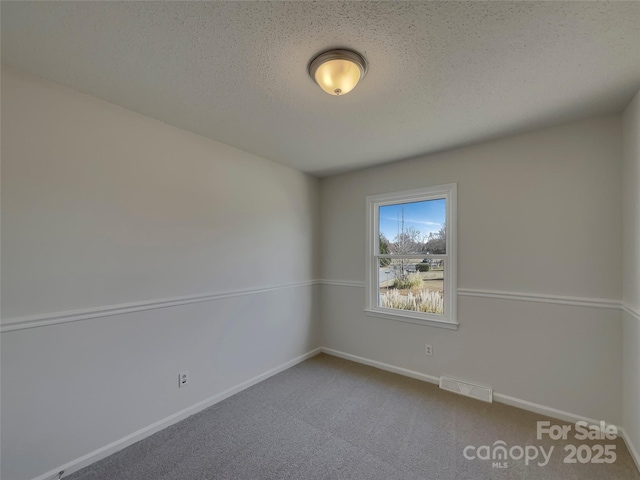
[492,392,603,426]
[320,347,640,474]
[33,347,322,480]
[620,427,640,473]
[320,347,440,385]
[319,347,614,433]
[32,345,638,479]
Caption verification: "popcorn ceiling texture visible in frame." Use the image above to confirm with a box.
[2,1,638,175]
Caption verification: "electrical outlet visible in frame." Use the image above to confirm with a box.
[425,344,433,356]
[178,371,189,388]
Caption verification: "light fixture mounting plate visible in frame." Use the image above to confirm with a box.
[308,49,368,80]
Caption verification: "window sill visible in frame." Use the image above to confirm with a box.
[364,309,459,330]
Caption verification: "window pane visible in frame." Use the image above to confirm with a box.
[378,199,446,255]
[378,258,444,315]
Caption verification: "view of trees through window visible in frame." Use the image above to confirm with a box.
[378,199,446,315]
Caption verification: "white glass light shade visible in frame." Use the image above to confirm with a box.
[309,49,367,96]
[314,59,361,96]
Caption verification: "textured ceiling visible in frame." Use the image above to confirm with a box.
[2,1,639,176]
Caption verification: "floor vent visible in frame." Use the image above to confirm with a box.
[439,375,493,403]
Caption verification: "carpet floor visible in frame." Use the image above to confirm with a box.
[67,353,639,480]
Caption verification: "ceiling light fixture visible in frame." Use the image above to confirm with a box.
[308,49,368,96]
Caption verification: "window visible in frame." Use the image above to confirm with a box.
[365,184,457,329]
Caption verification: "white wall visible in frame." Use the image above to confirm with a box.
[0,68,321,480]
[320,116,623,424]
[2,64,633,480]
[622,89,640,463]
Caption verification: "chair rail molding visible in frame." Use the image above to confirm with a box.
[622,303,640,322]
[320,280,622,311]
[2,282,626,333]
[457,288,621,310]
[1,280,321,333]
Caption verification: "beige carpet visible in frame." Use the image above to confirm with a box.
[68,353,639,480]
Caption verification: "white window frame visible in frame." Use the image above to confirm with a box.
[365,184,458,330]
